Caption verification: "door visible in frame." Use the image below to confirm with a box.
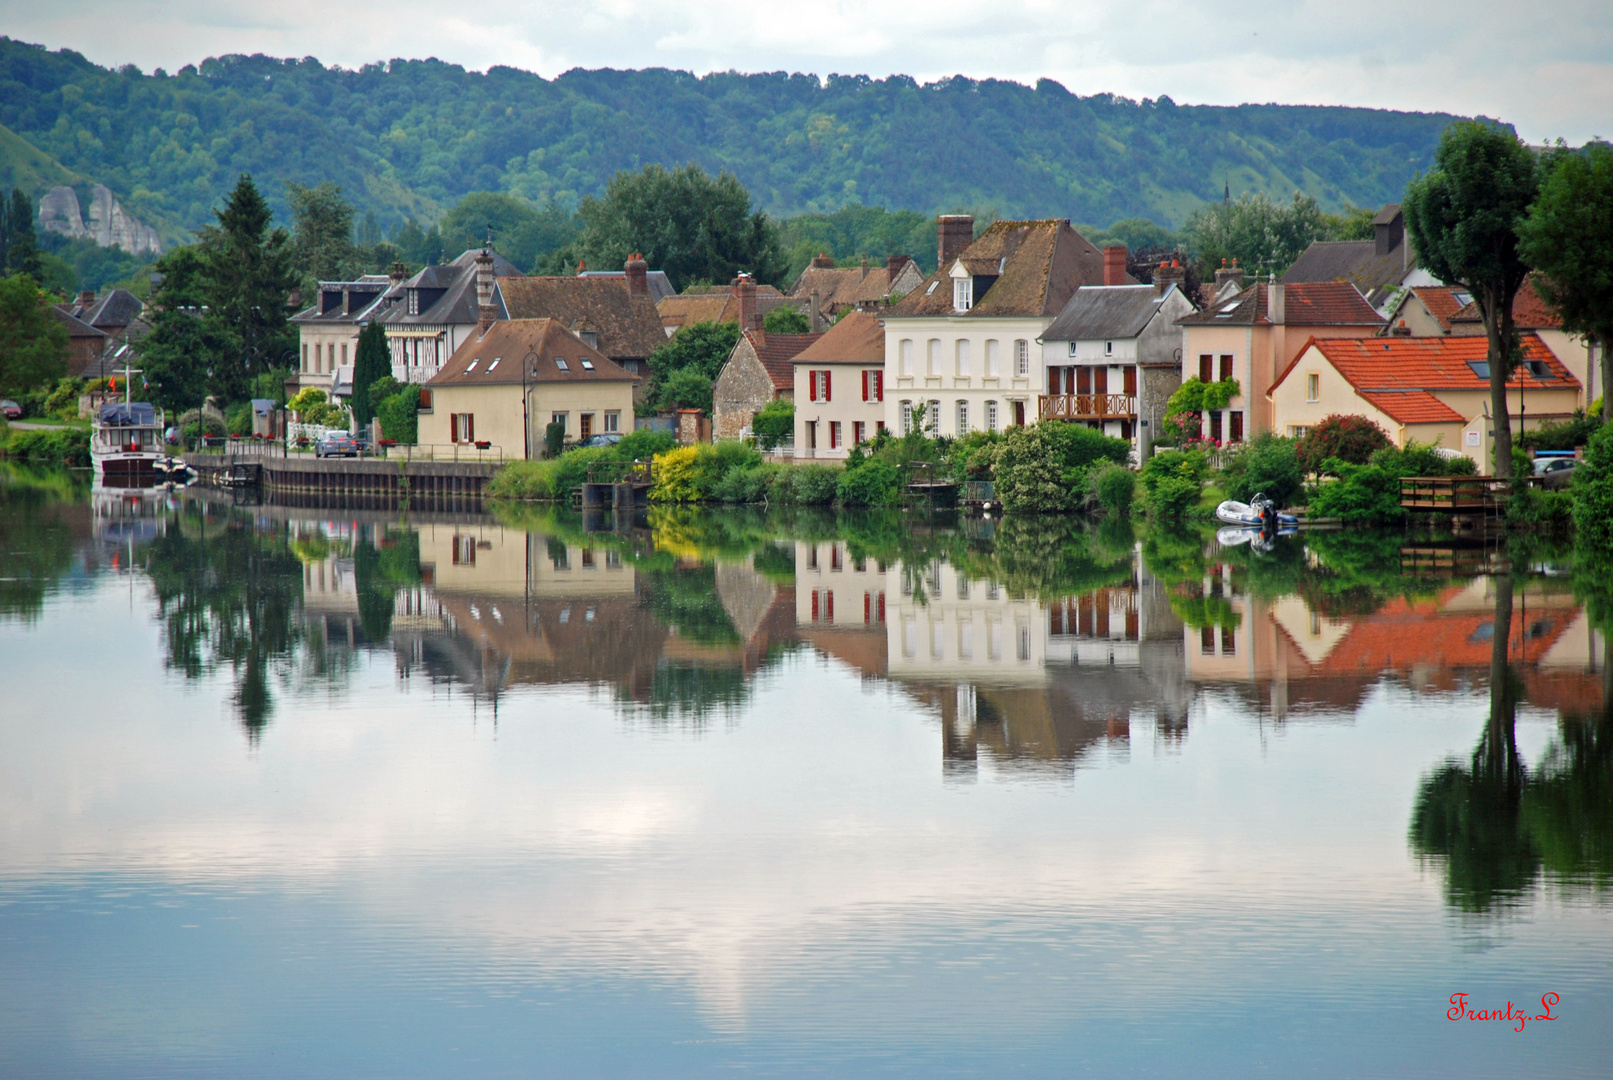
[1092,367,1108,395]
[580,413,593,440]
[1229,410,1243,443]
[1075,367,1092,394]
[1013,401,1025,426]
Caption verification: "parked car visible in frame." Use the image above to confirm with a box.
[577,432,624,448]
[1534,456,1578,490]
[0,400,21,420]
[315,432,360,458]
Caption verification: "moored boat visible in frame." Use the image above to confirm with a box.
[1214,494,1298,529]
[92,401,165,483]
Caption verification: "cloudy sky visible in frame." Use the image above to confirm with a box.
[3,0,1609,142]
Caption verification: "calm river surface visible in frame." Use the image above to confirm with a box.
[2,477,1610,1078]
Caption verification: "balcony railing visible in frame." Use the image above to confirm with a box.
[1039,393,1137,420]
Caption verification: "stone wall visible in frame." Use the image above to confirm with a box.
[712,337,776,440]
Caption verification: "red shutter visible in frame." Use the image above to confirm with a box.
[876,370,884,401]
[824,370,832,401]
[1049,368,1060,395]
[864,592,871,623]
[826,590,834,621]
[812,590,819,621]
[862,370,869,401]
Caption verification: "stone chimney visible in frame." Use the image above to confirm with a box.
[886,254,912,281]
[624,253,649,297]
[810,288,823,333]
[811,252,835,269]
[937,215,974,270]
[1102,246,1128,287]
[1154,259,1187,298]
[475,248,497,334]
[389,261,409,288]
[78,289,96,308]
[1214,258,1245,294]
[734,273,759,332]
[1268,282,1286,326]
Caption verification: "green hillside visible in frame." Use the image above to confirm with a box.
[0,119,78,192]
[0,37,1475,242]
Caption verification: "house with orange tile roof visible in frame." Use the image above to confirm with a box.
[1269,333,1581,471]
[1175,281,1385,440]
[790,311,888,457]
[1448,275,1603,407]
[1380,285,1473,337]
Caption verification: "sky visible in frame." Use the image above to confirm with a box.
[1,0,1610,143]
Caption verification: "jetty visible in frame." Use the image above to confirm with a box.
[183,450,501,501]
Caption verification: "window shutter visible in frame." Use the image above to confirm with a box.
[467,414,474,442]
[862,370,869,402]
[450,414,458,442]
[875,370,883,401]
[825,370,831,401]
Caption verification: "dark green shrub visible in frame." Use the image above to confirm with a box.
[992,425,1069,512]
[553,446,614,494]
[1307,459,1403,524]
[225,401,252,436]
[376,385,419,444]
[751,399,794,450]
[1520,413,1599,452]
[485,461,560,500]
[1506,484,1573,530]
[1140,448,1210,520]
[772,464,839,505]
[837,457,902,506]
[1573,422,1613,549]
[1371,441,1476,477]
[4,427,90,466]
[1038,421,1131,470]
[544,421,565,457]
[1090,461,1136,516]
[613,429,676,460]
[1220,433,1304,507]
[763,307,809,333]
[1296,415,1392,473]
[711,463,775,503]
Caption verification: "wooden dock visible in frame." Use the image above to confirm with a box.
[1399,476,1514,514]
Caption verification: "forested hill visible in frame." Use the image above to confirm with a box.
[0,36,1472,241]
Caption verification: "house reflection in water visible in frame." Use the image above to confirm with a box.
[389,522,797,715]
[793,539,1192,780]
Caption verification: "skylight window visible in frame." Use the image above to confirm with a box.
[1468,360,1490,379]
[486,359,500,372]
[925,281,940,296]
[581,359,595,370]
[465,360,479,372]
[1526,359,1551,379]
[555,357,569,372]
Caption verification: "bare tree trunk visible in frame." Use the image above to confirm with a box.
[1485,290,1514,479]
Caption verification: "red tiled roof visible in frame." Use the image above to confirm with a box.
[1179,282,1384,327]
[1275,333,1579,399]
[1450,276,1562,329]
[744,329,824,390]
[791,310,884,366]
[1356,390,1466,425]
[1409,286,1468,332]
[1314,593,1572,675]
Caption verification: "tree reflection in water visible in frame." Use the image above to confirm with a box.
[1411,571,1613,912]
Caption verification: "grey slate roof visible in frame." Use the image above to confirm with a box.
[1041,284,1176,341]
[375,250,523,329]
[73,289,144,330]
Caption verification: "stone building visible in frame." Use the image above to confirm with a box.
[710,275,822,441]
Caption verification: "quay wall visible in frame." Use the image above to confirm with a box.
[183,454,501,499]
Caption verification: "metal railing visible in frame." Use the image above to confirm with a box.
[377,442,505,463]
[1039,393,1137,420]
[194,436,286,457]
[585,459,653,485]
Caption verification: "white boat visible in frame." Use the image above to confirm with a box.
[1214,494,1298,529]
[92,401,166,484]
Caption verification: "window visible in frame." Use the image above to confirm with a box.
[900,400,913,435]
[1229,410,1243,443]
[1288,425,1310,438]
[551,411,567,435]
[465,360,479,373]
[1201,626,1216,655]
[810,369,832,402]
[985,339,1001,376]
[417,389,432,413]
[579,331,598,348]
[927,400,940,434]
[1017,622,1031,661]
[955,339,971,376]
[864,591,886,625]
[868,370,884,401]
[830,421,841,449]
[1014,339,1029,376]
[301,343,308,371]
[604,411,620,433]
[953,276,972,312]
[986,399,999,433]
[956,400,969,434]
[555,357,569,372]
[1199,354,1213,381]
[1209,410,1223,442]
[580,359,594,370]
[341,343,348,365]
[450,413,474,444]
[1468,360,1490,379]
[927,339,941,376]
[1221,627,1236,656]
[486,359,500,372]
[452,534,476,566]
[1306,373,1320,402]
[899,339,914,375]
[407,290,419,315]
[1219,354,1233,381]
[853,420,865,445]
[958,621,974,660]
[1105,341,1114,357]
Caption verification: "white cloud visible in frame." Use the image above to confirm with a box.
[0,0,1608,140]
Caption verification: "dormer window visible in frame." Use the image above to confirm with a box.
[407,290,419,316]
[579,331,598,348]
[953,277,972,312]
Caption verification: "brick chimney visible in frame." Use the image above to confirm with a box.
[1392,319,1412,337]
[475,249,497,334]
[1154,258,1187,298]
[624,253,649,296]
[389,261,409,288]
[734,273,759,332]
[937,215,973,270]
[1268,282,1286,326]
[78,289,96,308]
[810,287,823,333]
[811,252,835,269]
[1102,246,1127,287]
[886,254,912,282]
[1214,258,1245,294]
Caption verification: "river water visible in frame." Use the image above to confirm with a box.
[2,478,1610,1078]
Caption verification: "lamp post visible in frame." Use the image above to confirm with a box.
[522,348,539,460]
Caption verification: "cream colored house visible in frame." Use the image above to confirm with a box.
[1449,276,1603,407]
[883,216,1116,437]
[1269,333,1581,473]
[791,311,888,457]
[420,318,637,458]
[289,274,396,395]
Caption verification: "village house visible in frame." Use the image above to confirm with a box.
[791,310,887,458]
[1379,285,1472,338]
[419,317,637,458]
[656,281,797,336]
[1269,333,1580,473]
[1281,204,1439,316]
[1447,276,1603,406]
[290,272,397,394]
[710,275,822,441]
[374,248,525,385]
[883,215,1120,438]
[1037,265,1196,458]
[576,264,675,302]
[1175,281,1385,442]
[788,254,928,325]
[495,256,665,396]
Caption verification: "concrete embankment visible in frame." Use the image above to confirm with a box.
[183,453,501,500]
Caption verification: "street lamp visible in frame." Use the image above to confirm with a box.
[522,348,539,460]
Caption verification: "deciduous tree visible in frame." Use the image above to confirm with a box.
[288,181,359,293]
[1403,122,1538,478]
[0,273,68,395]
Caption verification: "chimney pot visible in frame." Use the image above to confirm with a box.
[936,215,974,271]
[1102,245,1127,287]
[811,252,835,269]
[624,254,649,297]
[1153,260,1188,298]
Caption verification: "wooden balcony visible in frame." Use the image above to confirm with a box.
[1039,394,1137,420]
